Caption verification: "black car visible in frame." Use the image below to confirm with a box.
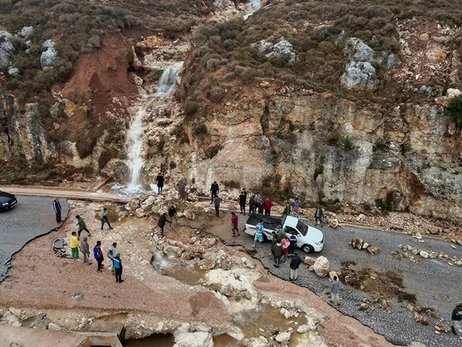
[0,190,17,212]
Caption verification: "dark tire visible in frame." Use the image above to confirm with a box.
[302,244,314,254]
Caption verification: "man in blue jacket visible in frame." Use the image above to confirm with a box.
[53,198,62,223]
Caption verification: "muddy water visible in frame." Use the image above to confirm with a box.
[93,208,119,223]
[124,333,174,347]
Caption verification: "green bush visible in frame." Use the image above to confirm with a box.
[184,101,199,116]
[446,95,462,128]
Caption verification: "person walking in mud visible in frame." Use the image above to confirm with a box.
[330,275,341,305]
[93,241,104,272]
[113,255,124,283]
[69,232,79,260]
[177,180,187,200]
[76,215,92,239]
[156,172,165,193]
[315,205,324,227]
[231,212,240,237]
[100,208,113,230]
[53,198,62,223]
[210,181,219,204]
[80,236,91,264]
[168,205,177,229]
[239,188,247,215]
[156,213,170,238]
[214,194,221,217]
[107,242,118,275]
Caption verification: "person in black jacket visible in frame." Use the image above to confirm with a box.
[210,181,219,204]
[289,252,302,281]
[156,213,170,238]
[156,172,165,193]
[53,198,62,223]
[239,188,247,215]
[452,303,462,336]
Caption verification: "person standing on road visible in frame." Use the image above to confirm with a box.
[100,208,113,230]
[273,242,282,267]
[157,213,170,238]
[53,198,62,223]
[113,255,124,283]
[254,192,263,214]
[107,242,118,275]
[69,232,79,259]
[331,276,341,304]
[276,225,286,242]
[253,220,264,248]
[282,201,291,217]
[231,212,240,236]
[289,252,302,281]
[315,206,324,227]
[214,194,221,217]
[239,188,247,215]
[292,198,302,217]
[156,172,165,193]
[210,181,219,204]
[288,232,297,257]
[168,205,177,229]
[80,236,91,264]
[281,237,290,263]
[452,303,462,336]
[263,198,273,216]
[93,241,104,272]
[76,215,92,239]
[249,195,256,214]
[177,180,187,200]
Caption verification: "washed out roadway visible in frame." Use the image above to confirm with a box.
[0,195,69,281]
[209,212,462,347]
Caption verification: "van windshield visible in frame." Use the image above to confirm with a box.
[297,219,308,236]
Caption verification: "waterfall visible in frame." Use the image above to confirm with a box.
[145,61,184,97]
[151,249,171,274]
[125,62,183,193]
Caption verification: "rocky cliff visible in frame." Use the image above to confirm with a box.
[1,0,462,223]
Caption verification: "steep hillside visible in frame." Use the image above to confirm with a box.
[0,0,461,223]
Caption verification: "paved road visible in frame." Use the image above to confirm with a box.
[224,214,462,347]
[0,196,69,281]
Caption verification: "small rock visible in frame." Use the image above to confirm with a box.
[47,322,62,330]
[275,331,291,342]
[260,81,270,88]
[366,245,380,255]
[419,251,429,259]
[359,303,369,311]
[435,321,450,333]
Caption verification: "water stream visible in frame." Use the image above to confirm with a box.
[124,62,183,194]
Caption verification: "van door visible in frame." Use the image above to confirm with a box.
[285,226,303,247]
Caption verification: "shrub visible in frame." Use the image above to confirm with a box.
[445,95,462,128]
[184,101,199,116]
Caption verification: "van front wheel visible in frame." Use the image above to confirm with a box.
[302,244,314,254]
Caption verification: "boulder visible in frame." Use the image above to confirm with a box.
[328,271,338,281]
[198,258,216,270]
[344,38,374,62]
[201,237,216,248]
[419,251,429,259]
[40,39,57,67]
[140,195,156,209]
[47,322,62,330]
[8,67,19,76]
[366,245,380,255]
[313,256,330,277]
[297,320,317,333]
[243,336,270,347]
[350,237,363,249]
[427,226,439,235]
[414,313,427,324]
[447,88,462,98]
[266,36,296,64]
[435,321,450,333]
[241,257,255,269]
[303,256,316,267]
[174,331,213,347]
[20,26,34,39]
[275,331,291,342]
[356,213,366,222]
[340,61,379,91]
[163,245,182,257]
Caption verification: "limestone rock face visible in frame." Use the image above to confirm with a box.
[0,30,15,70]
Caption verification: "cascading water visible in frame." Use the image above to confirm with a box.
[125,62,183,194]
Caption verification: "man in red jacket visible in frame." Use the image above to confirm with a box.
[263,198,273,216]
[231,212,240,237]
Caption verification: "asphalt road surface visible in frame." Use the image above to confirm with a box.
[0,196,69,281]
[229,214,462,347]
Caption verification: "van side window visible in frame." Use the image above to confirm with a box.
[286,227,298,235]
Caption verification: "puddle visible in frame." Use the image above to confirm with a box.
[151,249,206,286]
[124,333,174,347]
[20,316,36,328]
[94,207,119,223]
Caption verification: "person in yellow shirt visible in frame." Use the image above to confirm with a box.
[70,232,79,259]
